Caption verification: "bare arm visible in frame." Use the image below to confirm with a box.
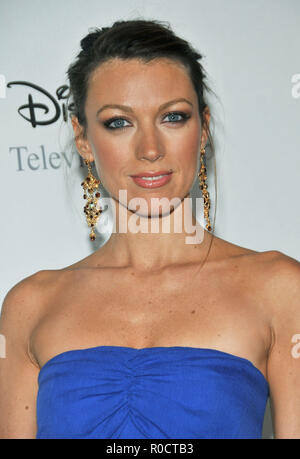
[0,272,42,439]
[266,252,300,439]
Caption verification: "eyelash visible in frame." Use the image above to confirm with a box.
[102,111,190,131]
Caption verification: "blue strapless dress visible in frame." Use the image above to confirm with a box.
[36,346,269,439]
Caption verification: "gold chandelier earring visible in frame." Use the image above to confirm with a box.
[198,146,212,232]
[81,159,102,241]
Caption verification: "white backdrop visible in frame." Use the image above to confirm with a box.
[1,0,300,439]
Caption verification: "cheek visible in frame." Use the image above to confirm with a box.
[174,128,200,166]
[90,134,126,175]
[176,117,201,147]
[98,151,120,173]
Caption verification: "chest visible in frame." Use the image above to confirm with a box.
[31,265,271,371]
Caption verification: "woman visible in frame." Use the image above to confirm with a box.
[0,19,300,440]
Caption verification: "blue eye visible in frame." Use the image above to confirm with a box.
[102,111,190,131]
[103,118,131,130]
[164,112,186,122]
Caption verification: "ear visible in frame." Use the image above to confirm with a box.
[200,106,211,149]
[71,116,94,162]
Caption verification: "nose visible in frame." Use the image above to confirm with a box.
[135,124,165,162]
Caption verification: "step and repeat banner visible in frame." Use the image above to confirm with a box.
[0,0,300,439]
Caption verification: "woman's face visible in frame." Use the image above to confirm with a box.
[72,57,209,216]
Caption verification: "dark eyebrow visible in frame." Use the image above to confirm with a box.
[96,98,193,117]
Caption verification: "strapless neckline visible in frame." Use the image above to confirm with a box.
[36,345,270,438]
[38,345,268,387]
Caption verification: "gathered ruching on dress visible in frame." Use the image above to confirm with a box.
[36,346,269,439]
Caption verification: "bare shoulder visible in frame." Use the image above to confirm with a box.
[1,269,61,311]
[211,236,299,290]
[1,269,60,323]
[241,248,300,346]
[262,249,300,274]
[259,250,300,313]
[232,242,299,289]
[242,248,300,294]
[218,241,300,341]
[0,270,66,360]
[2,270,50,313]
[245,248,299,273]
[209,233,275,264]
[213,233,295,266]
[253,250,300,438]
[0,270,66,438]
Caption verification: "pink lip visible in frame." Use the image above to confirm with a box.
[130,170,172,178]
[131,172,173,189]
